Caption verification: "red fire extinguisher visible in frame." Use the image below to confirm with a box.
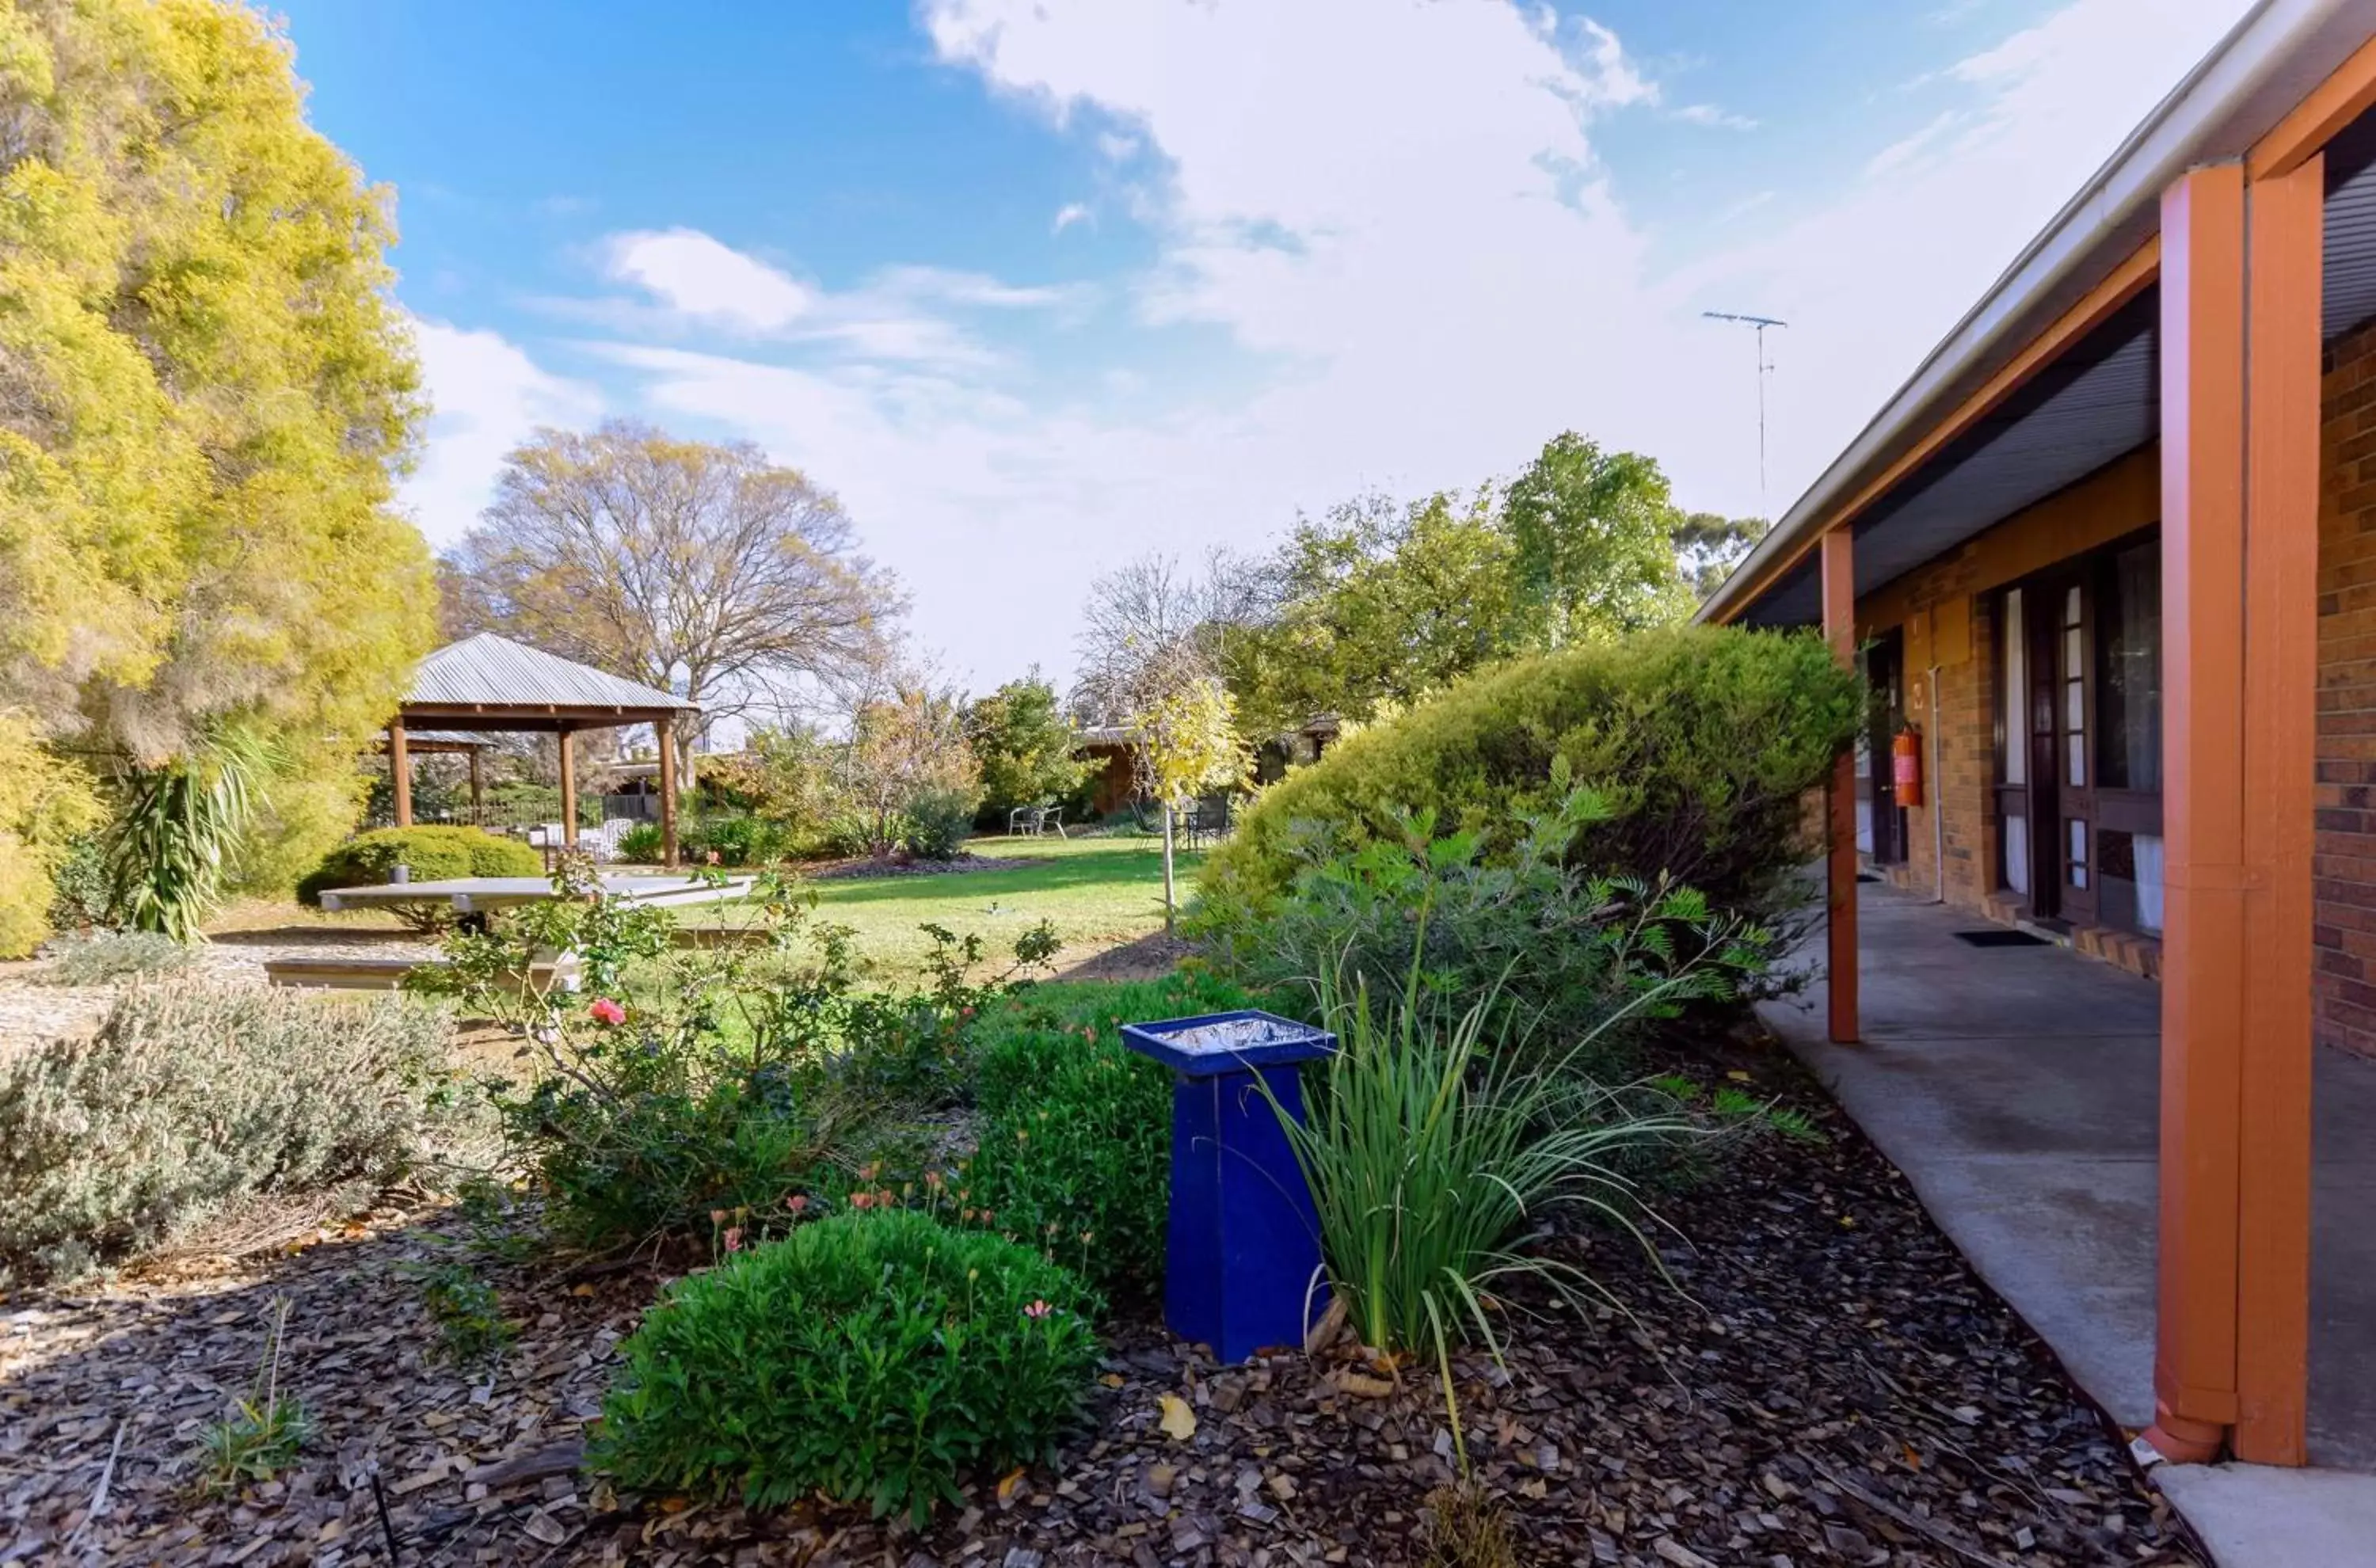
[1892,725,1924,809]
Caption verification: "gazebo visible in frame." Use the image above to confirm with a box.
[385,634,699,867]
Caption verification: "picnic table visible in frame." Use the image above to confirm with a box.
[281,873,757,993]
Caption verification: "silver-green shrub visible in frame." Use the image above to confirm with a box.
[38,931,196,986]
[0,982,486,1283]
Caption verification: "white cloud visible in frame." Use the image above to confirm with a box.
[1053,201,1094,234]
[606,227,816,331]
[1673,102,1758,131]
[515,0,2256,689]
[401,317,601,546]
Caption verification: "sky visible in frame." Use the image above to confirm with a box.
[274,0,2255,695]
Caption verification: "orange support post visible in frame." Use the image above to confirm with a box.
[2151,162,2250,1466]
[1822,527,1859,1045]
[657,714,681,870]
[388,722,413,828]
[558,726,580,850]
[2233,153,2321,1467]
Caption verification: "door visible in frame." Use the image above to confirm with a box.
[2010,572,2096,926]
[2048,579,2097,926]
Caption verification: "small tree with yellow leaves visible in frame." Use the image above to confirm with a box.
[1130,671,1249,931]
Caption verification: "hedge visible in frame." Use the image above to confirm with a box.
[296,826,543,906]
[1194,624,1864,927]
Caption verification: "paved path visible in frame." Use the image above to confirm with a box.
[1761,882,2376,1566]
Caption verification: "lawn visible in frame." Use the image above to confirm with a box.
[694,832,1205,978]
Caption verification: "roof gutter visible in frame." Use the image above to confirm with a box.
[1700,0,2351,625]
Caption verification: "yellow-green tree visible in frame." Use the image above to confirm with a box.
[0,0,432,950]
[1131,672,1249,931]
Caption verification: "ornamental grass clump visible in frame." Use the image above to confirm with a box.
[593,1208,1099,1524]
[1267,922,1702,1470]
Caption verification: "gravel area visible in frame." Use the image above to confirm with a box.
[0,1039,2203,1566]
[0,931,443,1056]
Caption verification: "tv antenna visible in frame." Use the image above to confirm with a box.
[1703,310,1787,508]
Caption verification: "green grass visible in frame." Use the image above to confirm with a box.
[688,833,1206,978]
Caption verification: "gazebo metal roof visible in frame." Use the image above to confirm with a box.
[404,634,695,722]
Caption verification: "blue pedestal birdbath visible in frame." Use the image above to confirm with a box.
[1120,1008,1336,1363]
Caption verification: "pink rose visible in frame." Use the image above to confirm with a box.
[588,998,626,1026]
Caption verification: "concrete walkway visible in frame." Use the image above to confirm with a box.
[1759,883,2376,1566]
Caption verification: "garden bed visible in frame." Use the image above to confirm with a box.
[0,1041,2199,1567]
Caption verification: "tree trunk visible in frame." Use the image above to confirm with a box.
[1162,803,1177,934]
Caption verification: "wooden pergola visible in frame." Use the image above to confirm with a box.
[385,634,699,868]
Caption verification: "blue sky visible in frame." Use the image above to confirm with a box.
[276,0,2252,692]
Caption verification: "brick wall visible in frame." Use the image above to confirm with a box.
[1832,319,2376,1056]
[2313,320,2376,1057]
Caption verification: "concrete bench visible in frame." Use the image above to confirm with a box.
[671,926,776,950]
[263,953,581,993]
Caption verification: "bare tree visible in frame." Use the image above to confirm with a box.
[441,421,904,784]
[1073,554,1234,725]
[1074,555,1251,921]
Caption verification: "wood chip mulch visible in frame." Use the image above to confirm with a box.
[0,1041,2203,1567]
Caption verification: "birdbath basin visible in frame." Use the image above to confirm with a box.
[1120,1009,1335,1362]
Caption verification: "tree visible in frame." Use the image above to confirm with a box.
[965,672,1094,821]
[441,422,904,787]
[0,0,434,950]
[1503,432,1693,642]
[836,679,981,859]
[1221,490,1529,737]
[1129,671,1249,931]
[708,724,838,835]
[1673,512,1771,599]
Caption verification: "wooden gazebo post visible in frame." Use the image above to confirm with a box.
[388,721,413,828]
[467,748,484,819]
[656,713,680,869]
[557,725,578,849]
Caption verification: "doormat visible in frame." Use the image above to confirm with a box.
[1954,928,2049,948]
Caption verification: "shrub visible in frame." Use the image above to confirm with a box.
[903,788,976,859]
[687,811,788,867]
[40,931,197,987]
[45,832,112,934]
[594,1209,1099,1524]
[615,820,665,862]
[965,673,1096,825]
[296,826,544,924]
[457,866,1057,1250]
[1196,790,1769,1065]
[967,972,1281,1300]
[0,983,482,1284]
[1198,624,1863,929]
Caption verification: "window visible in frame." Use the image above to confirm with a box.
[2097,542,2161,791]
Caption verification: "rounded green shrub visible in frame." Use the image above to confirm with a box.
[0,982,480,1284]
[1196,624,1862,927]
[295,826,543,905]
[966,972,1281,1300]
[593,1209,1099,1524]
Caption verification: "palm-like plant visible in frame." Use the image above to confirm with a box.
[106,733,269,942]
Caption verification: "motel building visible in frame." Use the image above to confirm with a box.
[1701,1,2376,1551]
